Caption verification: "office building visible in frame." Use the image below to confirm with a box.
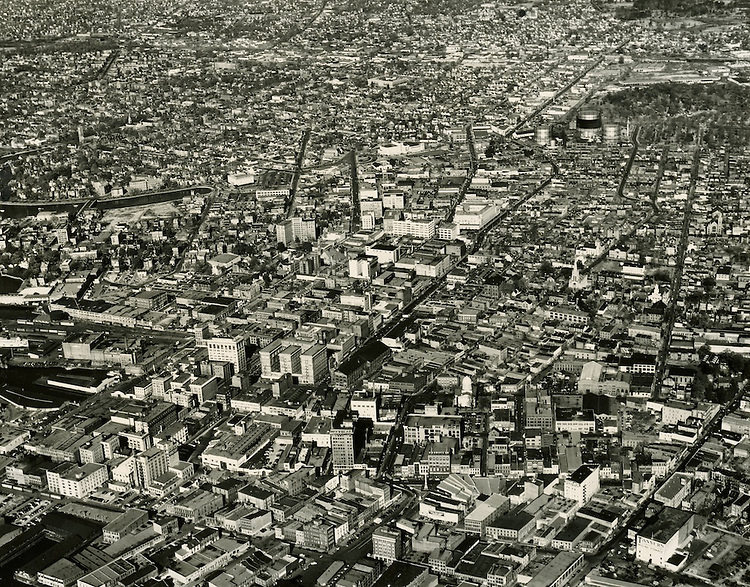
[206,335,248,373]
[136,446,170,489]
[372,527,402,563]
[563,465,600,505]
[46,463,108,499]
[635,508,695,568]
[330,418,355,474]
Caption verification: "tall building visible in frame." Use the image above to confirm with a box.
[384,217,436,239]
[349,255,379,280]
[291,216,317,242]
[351,393,379,423]
[55,227,69,245]
[453,201,499,232]
[635,508,695,568]
[262,340,328,386]
[563,465,600,505]
[302,519,336,552]
[276,221,294,246]
[279,345,302,375]
[260,340,283,377]
[47,463,108,499]
[372,527,402,563]
[330,417,355,474]
[135,446,170,489]
[276,217,317,246]
[206,335,248,373]
[300,344,328,385]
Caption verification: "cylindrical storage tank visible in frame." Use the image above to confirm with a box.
[535,125,551,146]
[603,123,620,142]
[576,109,602,130]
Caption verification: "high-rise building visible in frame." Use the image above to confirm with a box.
[135,446,170,489]
[275,221,294,246]
[291,216,317,242]
[300,344,328,385]
[563,465,600,505]
[276,217,317,246]
[206,335,247,373]
[372,527,401,563]
[260,340,283,378]
[330,417,355,474]
[351,393,379,422]
[384,217,436,239]
[635,508,694,568]
[279,345,302,375]
[302,519,336,552]
[55,227,69,245]
[47,463,107,499]
[262,340,328,385]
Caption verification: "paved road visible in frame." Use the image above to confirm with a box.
[174,190,215,272]
[363,156,561,484]
[348,149,361,232]
[617,125,641,202]
[582,141,669,275]
[585,380,745,578]
[503,41,627,137]
[653,143,702,397]
[376,387,433,480]
[447,122,478,223]
[334,487,418,563]
[286,128,311,219]
[95,47,120,80]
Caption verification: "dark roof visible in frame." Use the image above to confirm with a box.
[578,507,620,523]
[555,517,590,542]
[336,341,390,376]
[668,365,696,377]
[582,393,616,415]
[372,562,425,587]
[638,507,693,543]
[568,465,595,485]
[489,511,534,531]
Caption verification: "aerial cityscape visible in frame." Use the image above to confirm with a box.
[0,1,749,587]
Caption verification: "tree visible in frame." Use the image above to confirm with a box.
[653,269,670,282]
[691,374,707,400]
[539,260,554,276]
